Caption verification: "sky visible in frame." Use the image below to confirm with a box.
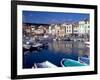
[23,11,89,24]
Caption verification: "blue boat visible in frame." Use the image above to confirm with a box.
[61,58,87,67]
[78,57,90,65]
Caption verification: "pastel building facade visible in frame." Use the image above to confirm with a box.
[78,20,90,35]
[49,24,56,35]
[84,20,90,34]
[64,24,73,35]
[49,24,66,37]
[73,23,79,35]
[78,21,86,35]
[23,19,90,39]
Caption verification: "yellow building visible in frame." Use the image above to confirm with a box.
[59,25,66,37]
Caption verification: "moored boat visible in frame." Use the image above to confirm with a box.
[23,44,31,52]
[23,42,49,52]
[78,57,90,65]
[61,58,87,67]
[32,61,57,68]
[85,41,90,48]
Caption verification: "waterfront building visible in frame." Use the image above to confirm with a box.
[78,20,90,36]
[49,24,56,36]
[62,24,72,36]
[30,25,35,36]
[49,25,52,34]
[55,24,60,36]
[78,21,86,35]
[84,20,90,34]
[34,25,44,35]
[31,25,35,31]
[59,25,66,37]
[84,20,90,41]
[23,23,32,37]
[48,24,66,37]
[73,23,79,35]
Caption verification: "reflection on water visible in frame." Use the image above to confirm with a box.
[23,41,89,68]
[49,41,89,56]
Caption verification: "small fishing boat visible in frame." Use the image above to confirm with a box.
[61,58,87,67]
[85,41,90,45]
[23,44,31,52]
[85,41,90,47]
[23,42,49,52]
[32,43,42,49]
[32,61,57,68]
[31,42,48,51]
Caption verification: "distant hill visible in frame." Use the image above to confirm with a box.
[23,23,50,26]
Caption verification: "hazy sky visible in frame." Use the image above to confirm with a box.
[23,11,89,24]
